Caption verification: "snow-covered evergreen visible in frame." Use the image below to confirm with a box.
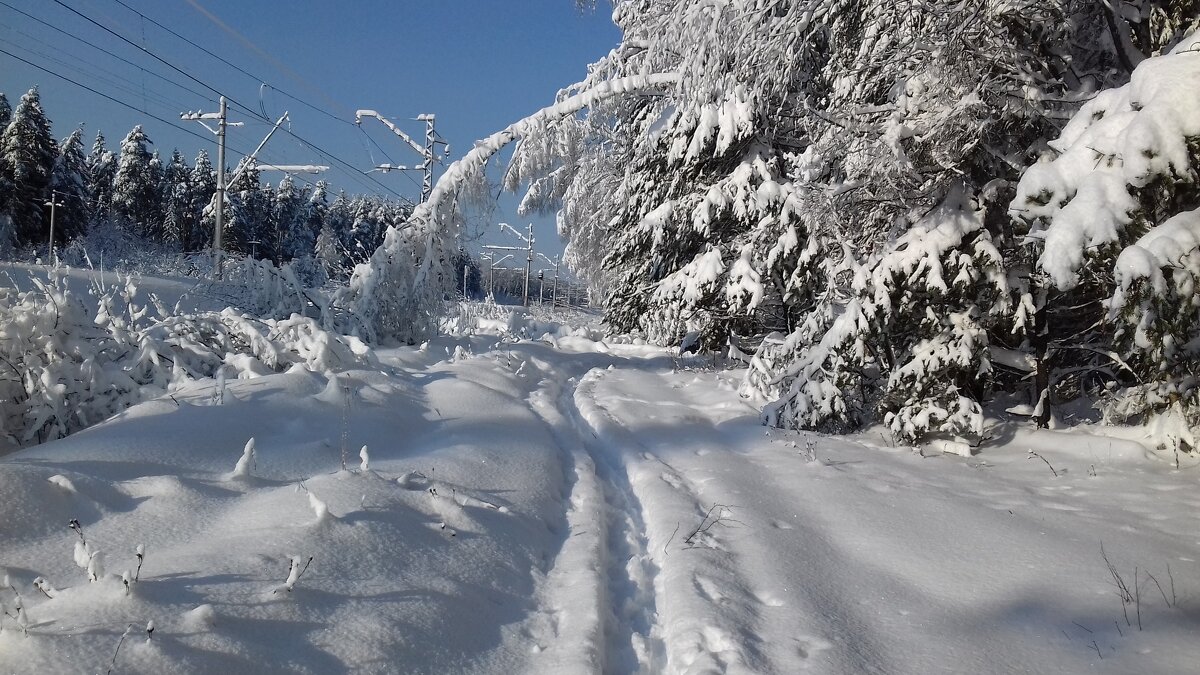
[86,130,116,227]
[1012,29,1200,436]
[47,128,90,246]
[110,126,160,238]
[0,88,57,245]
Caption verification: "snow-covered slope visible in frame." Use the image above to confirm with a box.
[1,307,1198,674]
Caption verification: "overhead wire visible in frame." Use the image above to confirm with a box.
[108,0,360,128]
[50,0,413,203]
[0,0,215,103]
[0,45,252,158]
[0,32,190,113]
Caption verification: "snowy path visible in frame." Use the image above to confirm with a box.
[3,320,1200,673]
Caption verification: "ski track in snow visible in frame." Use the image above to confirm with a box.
[4,298,1200,673]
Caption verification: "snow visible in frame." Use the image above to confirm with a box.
[1012,31,1200,291]
[1113,207,1200,304]
[2,292,1200,673]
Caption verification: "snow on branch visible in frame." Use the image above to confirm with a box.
[338,73,680,342]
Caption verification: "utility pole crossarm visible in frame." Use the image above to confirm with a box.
[499,222,532,244]
[356,109,448,203]
[257,165,329,174]
[355,110,425,156]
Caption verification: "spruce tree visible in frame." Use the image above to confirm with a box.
[161,149,192,247]
[226,158,270,256]
[111,125,158,237]
[189,150,216,251]
[86,131,116,226]
[272,173,306,263]
[0,87,58,245]
[0,92,11,130]
[0,92,13,241]
[47,127,91,245]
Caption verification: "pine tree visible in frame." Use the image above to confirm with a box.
[189,150,216,251]
[226,158,271,257]
[272,173,306,262]
[86,131,116,226]
[47,128,91,245]
[0,92,14,247]
[161,149,192,246]
[110,125,159,237]
[0,87,58,246]
[0,92,11,130]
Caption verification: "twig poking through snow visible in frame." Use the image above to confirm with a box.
[340,383,352,471]
[1144,568,1176,609]
[33,577,56,599]
[1101,543,1134,627]
[107,623,134,675]
[684,504,739,548]
[275,555,314,593]
[359,445,370,472]
[134,544,145,581]
[1028,450,1058,477]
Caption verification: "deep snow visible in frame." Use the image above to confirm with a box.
[2,295,1199,674]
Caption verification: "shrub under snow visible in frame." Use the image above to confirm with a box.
[0,269,375,449]
[1012,30,1200,441]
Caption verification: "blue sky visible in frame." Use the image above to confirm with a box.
[0,0,622,260]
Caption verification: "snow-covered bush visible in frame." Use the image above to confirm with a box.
[1011,30,1200,431]
[754,187,1010,442]
[0,269,375,449]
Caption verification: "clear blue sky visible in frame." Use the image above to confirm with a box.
[0,0,622,261]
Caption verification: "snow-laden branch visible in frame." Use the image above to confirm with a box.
[337,72,680,342]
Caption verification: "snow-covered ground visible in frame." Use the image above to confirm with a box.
[2,294,1199,674]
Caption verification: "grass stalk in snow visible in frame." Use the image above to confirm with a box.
[1101,542,1134,627]
[1027,450,1059,477]
[1143,567,1177,609]
[107,623,134,675]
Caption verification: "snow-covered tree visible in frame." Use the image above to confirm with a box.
[47,128,91,246]
[1012,30,1200,431]
[271,174,306,263]
[1,87,57,245]
[226,159,271,257]
[0,92,11,131]
[161,149,193,246]
[86,131,116,226]
[189,150,216,251]
[0,91,14,253]
[111,126,160,237]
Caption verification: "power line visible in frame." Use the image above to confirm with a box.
[0,0,214,103]
[0,31,192,113]
[0,45,250,157]
[49,0,411,203]
[106,0,359,127]
[181,0,356,121]
[110,0,358,129]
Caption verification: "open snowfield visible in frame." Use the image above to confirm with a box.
[2,275,1199,674]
